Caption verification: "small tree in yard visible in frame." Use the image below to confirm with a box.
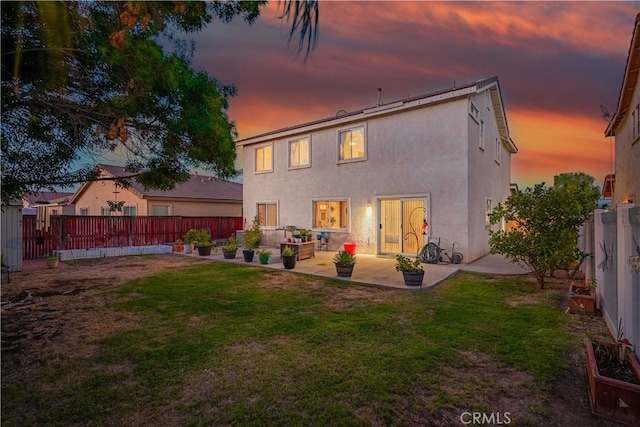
[488,172,600,289]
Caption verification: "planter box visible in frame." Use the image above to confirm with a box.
[585,337,640,426]
[569,283,595,314]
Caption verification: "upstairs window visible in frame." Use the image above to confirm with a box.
[255,144,273,173]
[470,103,479,121]
[479,119,485,150]
[633,104,640,140]
[289,137,310,168]
[79,208,89,216]
[338,126,366,162]
[495,138,502,164]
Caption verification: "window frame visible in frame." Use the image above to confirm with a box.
[312,198,350,231]
[79,207,89,216]
[470,102,479,122]
[485,197,492,226]
[633,104,640,142]
[254,143,273,173]
[494,138,502,164]
[337,125,367,163]
[257,202,278,228]
[288,136,311,169]
[479,119,485,150]
[100,207,111,217]
[123,206,137,216]
[151,205,170,216]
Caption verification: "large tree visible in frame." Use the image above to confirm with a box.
[1,1,318,203]
[488,172,600,289]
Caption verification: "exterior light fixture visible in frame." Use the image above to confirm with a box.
[366,203,373,217]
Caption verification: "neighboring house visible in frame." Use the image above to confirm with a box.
[237,76,517,262]
[69,164,243,217]
[605,13,640,207]
[22,191,75,215]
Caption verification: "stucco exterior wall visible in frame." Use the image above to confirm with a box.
[73,180,242,217]
[241,88,514,260]
[73,181,148,216]
[466,90,513,261]
[613,77,640,206]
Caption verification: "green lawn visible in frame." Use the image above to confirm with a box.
[3,263,578,426]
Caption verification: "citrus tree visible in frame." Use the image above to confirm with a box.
[488,173,600,289]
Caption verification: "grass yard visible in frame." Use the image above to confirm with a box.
[1,257,612,426]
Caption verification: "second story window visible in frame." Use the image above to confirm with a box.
[479,119,485,150]
[255,144,273,173]
[338,126,366,162]
[289,137,310,168]
[495,138,502,164]
[633,104,640,140]
[470,103,479,121]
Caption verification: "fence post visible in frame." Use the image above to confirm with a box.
[617,204,635,352]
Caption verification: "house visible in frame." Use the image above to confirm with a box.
[604,13,640,207]
[236,76,517,262]
[69,164,243,217]
[22,192,75,232]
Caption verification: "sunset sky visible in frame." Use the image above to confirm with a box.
[186,1,639,190]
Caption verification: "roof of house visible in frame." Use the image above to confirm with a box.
[69,164,242,204]
[23,191,74,206]
[236,76,517,153]
[605,13,640,137]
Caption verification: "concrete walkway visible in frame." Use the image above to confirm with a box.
[182,248,531,290]
[19,248,531,290]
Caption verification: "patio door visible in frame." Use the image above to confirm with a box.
[379,198,426,255]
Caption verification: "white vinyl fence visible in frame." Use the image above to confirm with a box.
[583,204,640,358]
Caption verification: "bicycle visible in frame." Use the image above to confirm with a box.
[419,237,463,264]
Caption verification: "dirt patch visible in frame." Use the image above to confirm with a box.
[0,256,620,426]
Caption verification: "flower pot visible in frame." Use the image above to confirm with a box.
[222,249,236,259]
[402,271,424,286]
[585,337,640,426]
[282,255,297,269]
[569,283,595,314]
[173,244,183,252]
[243,249,255,262]
[259,254,270,265]
[183,243,193,254]
[197,246,212,256]
[46,259,59,269]
[335,263,354,277]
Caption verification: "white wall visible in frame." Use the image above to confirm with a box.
[1,203,23,273]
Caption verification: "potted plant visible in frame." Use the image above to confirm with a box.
[173,239,184,253]
[194,229,214,256]
[46,252,59,269]
[282,245,296,269]
[183,229,199,253]
[221,235,238,259]
[568,277,596,314]
[258,249,272,265]
[299,228,311,242]
[395,254,424,286]
[242,214,262,262]
[585,322,640,426]
[333,250,356,277]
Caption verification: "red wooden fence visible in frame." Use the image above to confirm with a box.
[23,215,242,259]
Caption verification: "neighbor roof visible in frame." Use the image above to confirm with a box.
[69,164,242,204]
[236,76,517,154]
[23,191,74,206]
[605,13,640,137]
